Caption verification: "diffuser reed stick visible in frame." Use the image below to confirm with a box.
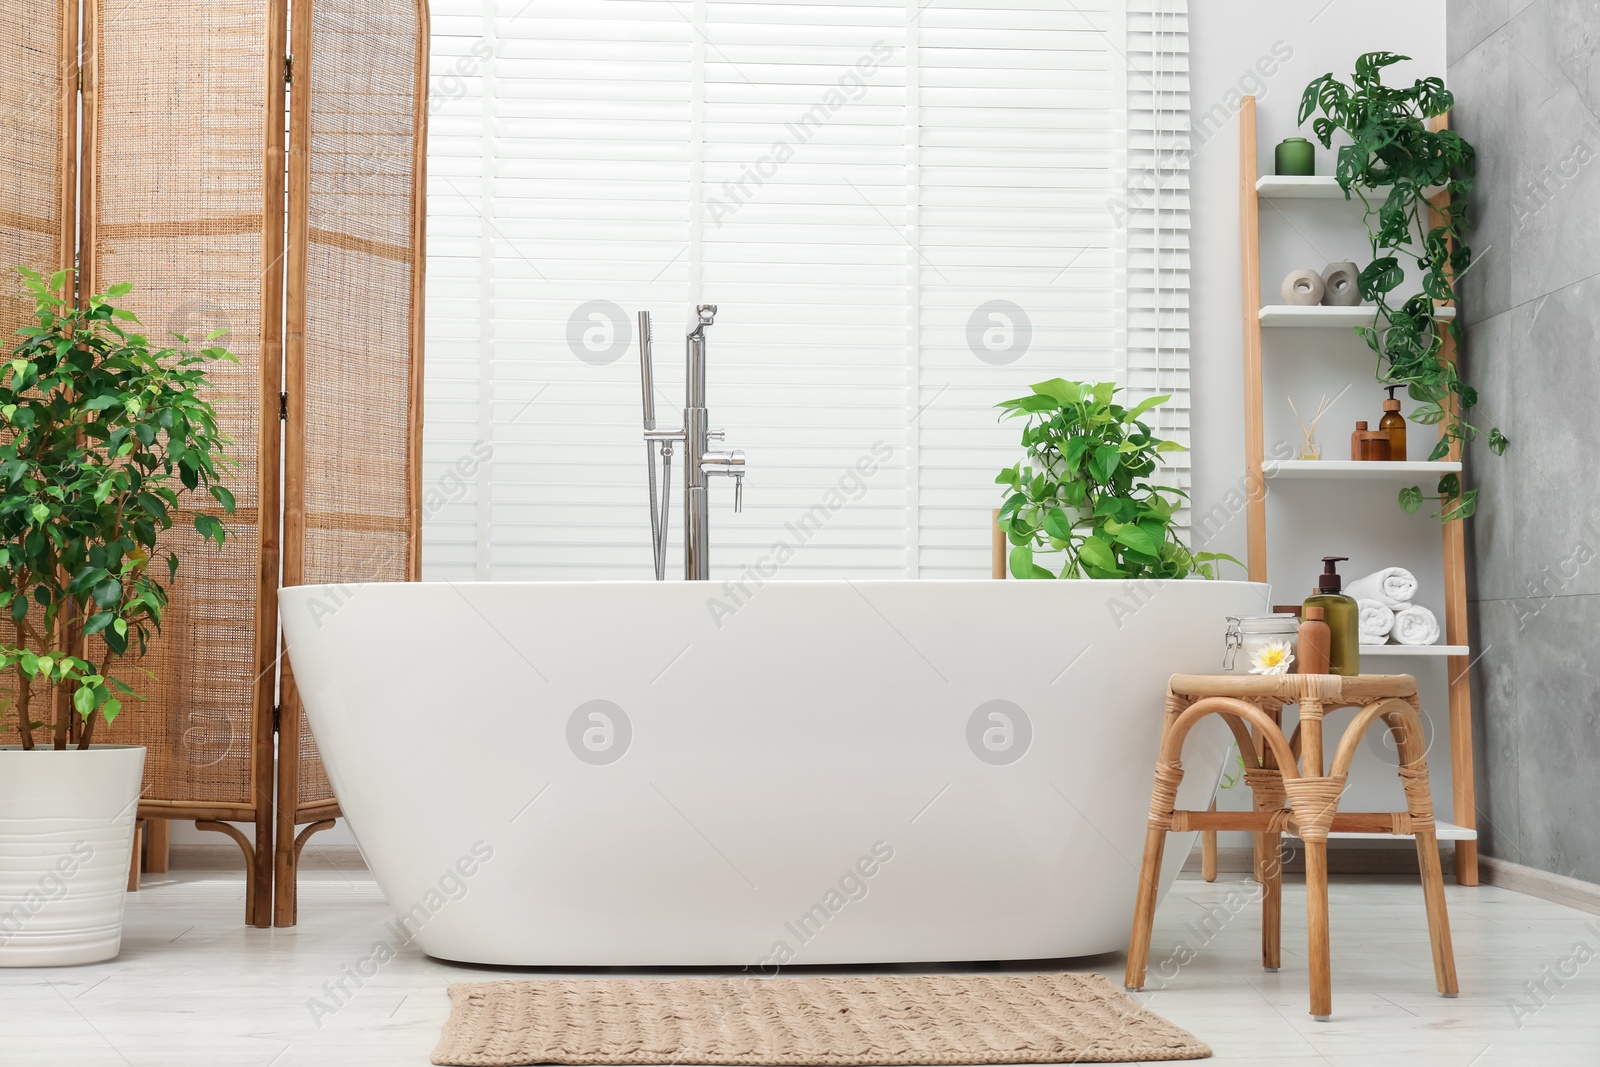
[1288,383,1351,461]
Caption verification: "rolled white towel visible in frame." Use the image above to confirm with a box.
[1392,604,1441,646]
[1346,567,1418,609]
[1358,598,1395,645]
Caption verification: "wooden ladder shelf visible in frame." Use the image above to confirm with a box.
[1234,95,1478,886]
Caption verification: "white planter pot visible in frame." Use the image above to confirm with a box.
[0,745,145,967]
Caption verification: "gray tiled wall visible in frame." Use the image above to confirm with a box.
[1449,0,1600,883]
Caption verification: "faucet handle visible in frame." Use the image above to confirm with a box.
[702,449,745,513]
[707,429,725,442]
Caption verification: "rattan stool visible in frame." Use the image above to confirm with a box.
[1123,673,1458,1019]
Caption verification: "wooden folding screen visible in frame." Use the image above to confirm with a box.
[78,0,286,926]
[279,0,427,926]
[0,0,424,928]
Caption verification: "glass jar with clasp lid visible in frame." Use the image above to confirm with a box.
[1222,614,1299,675]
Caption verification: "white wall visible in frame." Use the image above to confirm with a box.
[1188,1,1453,842]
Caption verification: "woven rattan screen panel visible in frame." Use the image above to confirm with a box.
[1,1,72,746]
[0,2,71,363]
[83,0,273,810]
[287,0,425,809]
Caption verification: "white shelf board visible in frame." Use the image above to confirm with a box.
[1259,304,1456,327]
[1256,175,1349,198]
[1285,821,1478,843]
[1256,175,1446,200]
[1263,459,1462,479]
[1361,644,1471,657]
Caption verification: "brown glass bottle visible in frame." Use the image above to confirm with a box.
[1380,386,1407,461]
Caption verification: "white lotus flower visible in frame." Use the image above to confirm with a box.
[1248,639,1295,675]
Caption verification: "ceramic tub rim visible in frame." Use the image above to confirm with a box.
[283,578,1268,591]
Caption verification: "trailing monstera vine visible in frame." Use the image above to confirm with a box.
[994,379,1240,580]
[1299,51,1507,521]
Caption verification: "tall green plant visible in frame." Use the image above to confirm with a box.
[994,379,1239,580]
[1299,51,1507,521]
[2,268,235,751]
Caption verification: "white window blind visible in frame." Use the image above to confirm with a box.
[423,0,1189,580]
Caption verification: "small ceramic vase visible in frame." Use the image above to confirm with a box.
[1321,261,1361,306]
[1274,137,1315,176]
[1280,269,1324,306]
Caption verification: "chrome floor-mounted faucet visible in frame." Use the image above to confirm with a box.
[638,305,745,580]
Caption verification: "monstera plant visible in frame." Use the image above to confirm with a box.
[1299,51,1507,520]
[994,379,1238,580]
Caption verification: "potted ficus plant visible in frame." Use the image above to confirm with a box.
[0,268,234,967]
[994,379,1239,580]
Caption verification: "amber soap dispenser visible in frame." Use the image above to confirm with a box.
[1303,556,1360,676]
[1380,385,1407,461]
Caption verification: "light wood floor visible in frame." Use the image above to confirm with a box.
[4,863,1599,1065]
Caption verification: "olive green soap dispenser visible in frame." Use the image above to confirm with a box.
[1303,556,1360,676]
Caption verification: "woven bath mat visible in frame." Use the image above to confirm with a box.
[432,973,1211,1065]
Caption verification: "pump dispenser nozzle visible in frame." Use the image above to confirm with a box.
[1319,556,1348,593]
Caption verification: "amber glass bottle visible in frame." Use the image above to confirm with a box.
[1380,386,1407,461]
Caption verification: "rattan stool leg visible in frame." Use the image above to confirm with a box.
[1414,831,1459,997]
[1124,825,1168,992]
[1305,837,1333,1019]
[1258,829,1282,970]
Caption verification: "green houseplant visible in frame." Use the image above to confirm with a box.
[1298,51,1507,521]
[994,379,1239,580]
[0,268,234,966]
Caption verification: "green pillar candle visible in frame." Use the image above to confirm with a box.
[1275,136,1315,176]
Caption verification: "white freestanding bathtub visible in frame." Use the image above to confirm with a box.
[280,578,1268,967]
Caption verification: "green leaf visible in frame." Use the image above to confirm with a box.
[1090,445,1119,483]
[1029,378,1083,407]
[1359,256,1404,295]
[209,484,237,513]
[1439,488,1479,522]
[84,610,115,635]
[1488,427,1508,456]
[1398,485,1424,514]
[1122,394,1170,423]
[91,578,122,609]
[30,503,48,523]
[1008,544,1053,580]
[1042,507,1074,541]
[105,282,134,298]
[1108,522,1160,557]
[1077,536,1117,572]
